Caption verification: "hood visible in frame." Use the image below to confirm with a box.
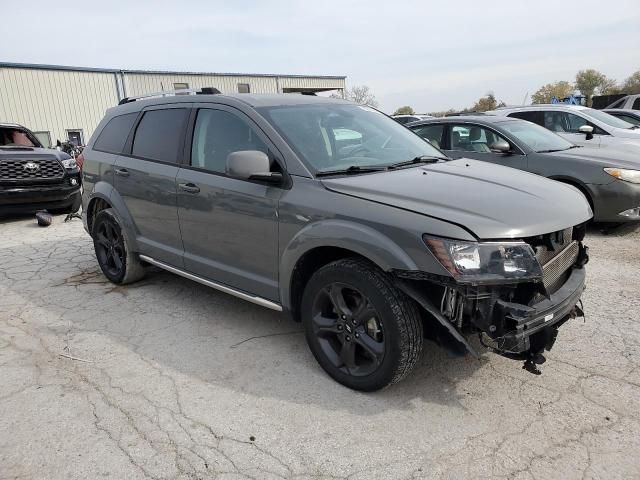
[0,146,70,162]
[551,146,640,169]
[321,159,592,240]
[609,127,640,140]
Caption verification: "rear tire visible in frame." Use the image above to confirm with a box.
[301,257,423,391]
[92,208,145,284]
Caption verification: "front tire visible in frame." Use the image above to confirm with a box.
[92,208,145,284]
[301,258,423,391]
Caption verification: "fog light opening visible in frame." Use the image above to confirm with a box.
[619,207,640,219]
[70,178,78,186]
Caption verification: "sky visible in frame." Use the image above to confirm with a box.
[2,0,639,114]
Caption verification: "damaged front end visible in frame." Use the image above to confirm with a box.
[395,223,589,374]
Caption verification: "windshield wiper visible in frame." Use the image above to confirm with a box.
[387,155,445,169]
[537,148,565,153]
[629,125,640,130]
[316,165,387,177]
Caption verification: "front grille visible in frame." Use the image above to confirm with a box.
[0,158,64,181]
[542,241,579,292]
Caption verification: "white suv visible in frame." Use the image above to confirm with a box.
[487,105,640,151]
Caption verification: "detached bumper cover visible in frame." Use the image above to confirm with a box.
[489,266,586,354]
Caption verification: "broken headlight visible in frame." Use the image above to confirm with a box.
[423,235,543,284]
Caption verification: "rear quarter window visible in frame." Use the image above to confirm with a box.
[93,113,138,154]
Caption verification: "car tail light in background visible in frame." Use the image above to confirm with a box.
[76,153,85,171]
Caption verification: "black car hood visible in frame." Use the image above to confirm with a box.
[550,146,640,169]
[321,159,593,240]
[0,147,69,162]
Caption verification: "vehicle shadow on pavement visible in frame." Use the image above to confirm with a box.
[1,227,487,414]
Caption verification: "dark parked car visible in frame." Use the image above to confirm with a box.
[0,123,81,215]
[603,109,640,126]
[82,91,591,390]
[408,116,640,222]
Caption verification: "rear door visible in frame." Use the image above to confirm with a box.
[114,105,190,267]
[442,123,528,170]
[176,105,284,301]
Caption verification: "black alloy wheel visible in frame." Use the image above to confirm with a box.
[310,283,385,377]
[94,220,125,279]
[92,208,145,284]
[302,258,423,391]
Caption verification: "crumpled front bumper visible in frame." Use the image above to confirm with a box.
[486,266,586,355]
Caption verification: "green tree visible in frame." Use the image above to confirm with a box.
[331,85,379,107]
[531,81,573,104]
[393,106,415,115]
[574,69,616,106]
[622,70,640,94]
[472,93,498,112]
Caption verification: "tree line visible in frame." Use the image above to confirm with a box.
[333,67,640,117]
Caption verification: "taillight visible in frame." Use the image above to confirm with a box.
[76,153,85,171]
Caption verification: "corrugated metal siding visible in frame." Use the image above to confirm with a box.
[0,67,118,145]
[278,76,346,90]
[124,73,280,96]
[0,64,346,143]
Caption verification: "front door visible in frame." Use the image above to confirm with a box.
[542,111,603,148]
[176,106,283,301]
[443,124,528,171]
[114,106,190,267]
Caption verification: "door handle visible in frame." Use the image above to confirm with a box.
[115,168,129,177]
[178,183,200,194]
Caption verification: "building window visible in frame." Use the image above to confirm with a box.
[238,83,250,93]
[174,82,190,95]
[32,131,51,148]
[66,130,84,146]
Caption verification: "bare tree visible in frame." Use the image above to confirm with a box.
[623,70,640,94]
[332,85,379,107]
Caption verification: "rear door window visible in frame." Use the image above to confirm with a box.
[633,98,640,110]
[132,109,189,163]
[93,113,138,154]
[508,111,543,126]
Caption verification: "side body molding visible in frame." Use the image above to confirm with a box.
[279,219,420,312]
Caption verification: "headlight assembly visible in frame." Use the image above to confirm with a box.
[604,167,640,184]
[61,158,77,170]
[423,235,543,284]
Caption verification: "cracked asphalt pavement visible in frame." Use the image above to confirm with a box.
[1,214,640,480]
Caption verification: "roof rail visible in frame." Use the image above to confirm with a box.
[118,87,222,105]
[444,111,486,117]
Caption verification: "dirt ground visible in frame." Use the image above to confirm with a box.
[1,215,639,479]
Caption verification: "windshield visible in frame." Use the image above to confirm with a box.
[257,104,445,173]
[582,109,635,129]
[499,120,574,152]
[0,127,39,147]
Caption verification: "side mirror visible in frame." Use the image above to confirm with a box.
[490,140,511,154]
[226,150,282,184]
[579,125,594,140]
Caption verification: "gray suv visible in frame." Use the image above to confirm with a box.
[82,90,592,390]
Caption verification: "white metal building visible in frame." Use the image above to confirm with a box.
[0,62,346,147]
